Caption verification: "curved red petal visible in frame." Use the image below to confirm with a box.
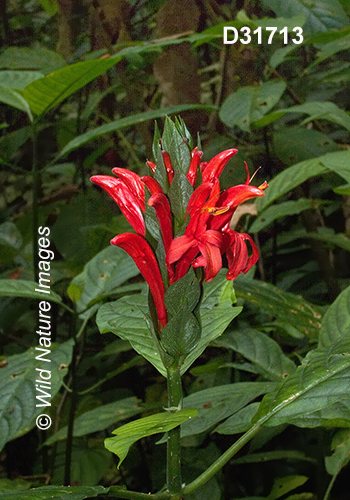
[196,241,222,281]
[146,161,157,173]
[219,184,266,209]
[167,235,196,265]
[111,233,167,328]
[148,193,173,253]
[186,147,203,187]
[141,176,164,195]
[187,182,214,217]
[112,168,145,212]
[91,176,145,236]
[225,232,259,280]
[202,149,238,183]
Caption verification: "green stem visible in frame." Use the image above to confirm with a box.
[182,422,262,495]
[31,122,39,282]
[108,486,178,500]
[323,474,337,500]
[166,362,183,495]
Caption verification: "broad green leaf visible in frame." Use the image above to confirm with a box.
[254,346,350,428]
[59,104,216,158]
[233,277,323,339]
[215,403,260,435]
[257,150,350,212]
[219,81,286,132]
[68,245,140,315]
[231,450,316,464]
[96,294,166,374]
[269,45,299,69]
[0,86,32,120]
[161,308,201,357]
[0,280,63,305]
[285,102,350,133]
[162,115,191,176]
[0,340,74,452]
[0,47,66,75]
[273,127,339,165]
[105,409,197,466]
[325,429,350,476]
[164,267,201,318]
[313,33,350,65]
[44,397,145,445]
[268,475,308,500]
[0,486,109,500]
[181,383,275,438]
[250,198,325,233]
[0,71,44,90]
[213,328,296,381]
[20,57,121,116]
[168,171,193,223]
[319,284,350,349]
[262,0,348,34]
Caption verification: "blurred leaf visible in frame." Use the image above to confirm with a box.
[313,33,350,65]
[45,397,145,445]
[0,340,73,452]
[59,104,217,158]
[257,150,350,212]
[273,128,339,165]
[270,45,299,69]
[213,328,296,381]
[291,229,350,253]
[232,450,316,464]
[39,0,58,16]
[0,47,66,75]
[0,86,32,120]
[181,383,275,439]
[285,101,350,133]
[0,486,109,500]
[219,81,286,132]
[105,409,197,467]
[250,198,325,233]
[334,183,350,195]
[0,222,22,249]
[0,71,44,90]
[319,284,350,349]
[262,0,348,34]
[233,276,323,338]
[0,280,63,305]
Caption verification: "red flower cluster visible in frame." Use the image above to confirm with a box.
[91,147,267,329]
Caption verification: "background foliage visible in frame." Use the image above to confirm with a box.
[1,0,350,499]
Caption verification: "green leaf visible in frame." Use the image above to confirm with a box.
[161,116,191,176]
[0,340,74,452]
[164,267,201,318]
[20,57,121,116]
[39,0,58,15]
[273,127,339,165]
[325,429,350,476]
[284,101,350,133]
[250,198,324,233]
[254,346,350,428]
[105,409,197,466]
[219,81,286,132]
[0,222,22,249]
[0,486,109,500]
[44,397,145,445]
[0,47,66,75]
[181,383,276,439]
[269,45,299,69]
[232,450,316,464]
[213,328,296,381]
[0,280,63,305]
[233,277,323,339]
[334,183,350,195]
[68,245,140,315]
[267,475,308,500]
[257,150,350,212]
[291,230,350,253]
[161,308,201,357]
[168,171,193,223]
[215,403,260,435]
[313,33,350,65]
[0,86,32,120]
[59,104,216,158]
[319,284,350,349]
[262,0,349,34]
[0,71,44,90]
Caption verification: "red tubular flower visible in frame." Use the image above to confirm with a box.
[146,161,156,173]
[91,175,146,236]
[148,193,173,253]
[141,176,164,195]
[222,225,259,280]
[111,233,167,328]
[161,150,174,184]
[201,149,238,183]
[112,168,145,212]
[186,147,203,187]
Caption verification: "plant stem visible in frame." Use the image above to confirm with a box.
[182,422,262,495]
[108,486,177,500]
[31,122,39,281]
[166,362,183,495]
